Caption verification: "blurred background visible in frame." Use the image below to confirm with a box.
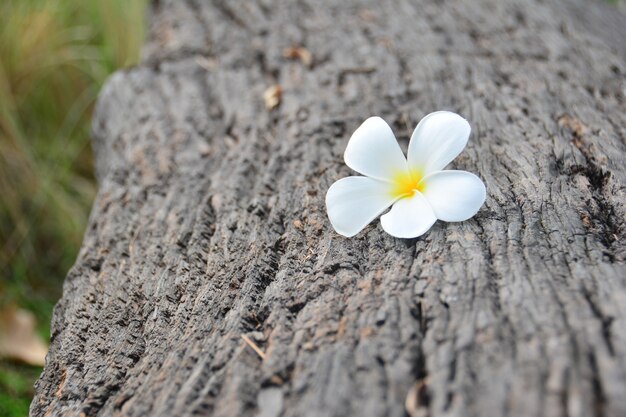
[0,1,147,415]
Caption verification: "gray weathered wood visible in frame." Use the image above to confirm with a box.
[32,0,626,416]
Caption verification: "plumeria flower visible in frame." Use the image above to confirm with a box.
[326,111,486,238]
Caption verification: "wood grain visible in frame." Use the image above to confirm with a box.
[32,0,626,416]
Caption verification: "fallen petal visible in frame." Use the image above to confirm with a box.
[407,111,471,175]
[380,192,437,238]
[326,176,396,237]
[344,116,408,182]
[421,170,486,221]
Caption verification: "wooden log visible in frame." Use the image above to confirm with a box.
[32,0,626,416]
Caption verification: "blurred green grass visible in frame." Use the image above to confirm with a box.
[0,0,147,415]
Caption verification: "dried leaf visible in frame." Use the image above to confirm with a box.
[405,379,430,417]
[195,56,217,71]
[358,8,378,22]
[283,46,313,67]
[0,307,48,366]
[263,85,282,110]
[557,114,588,137]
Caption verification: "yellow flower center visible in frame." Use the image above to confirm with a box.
[391,169,425,198]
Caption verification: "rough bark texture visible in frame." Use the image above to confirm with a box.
[32,0,626,416]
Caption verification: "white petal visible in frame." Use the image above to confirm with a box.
[326,176,396,237]
[407,111,471,174]
[344,116,408,182]
[380,192,437,238]
[421,170,486,222]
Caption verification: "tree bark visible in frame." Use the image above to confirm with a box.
[32,0,626,416]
